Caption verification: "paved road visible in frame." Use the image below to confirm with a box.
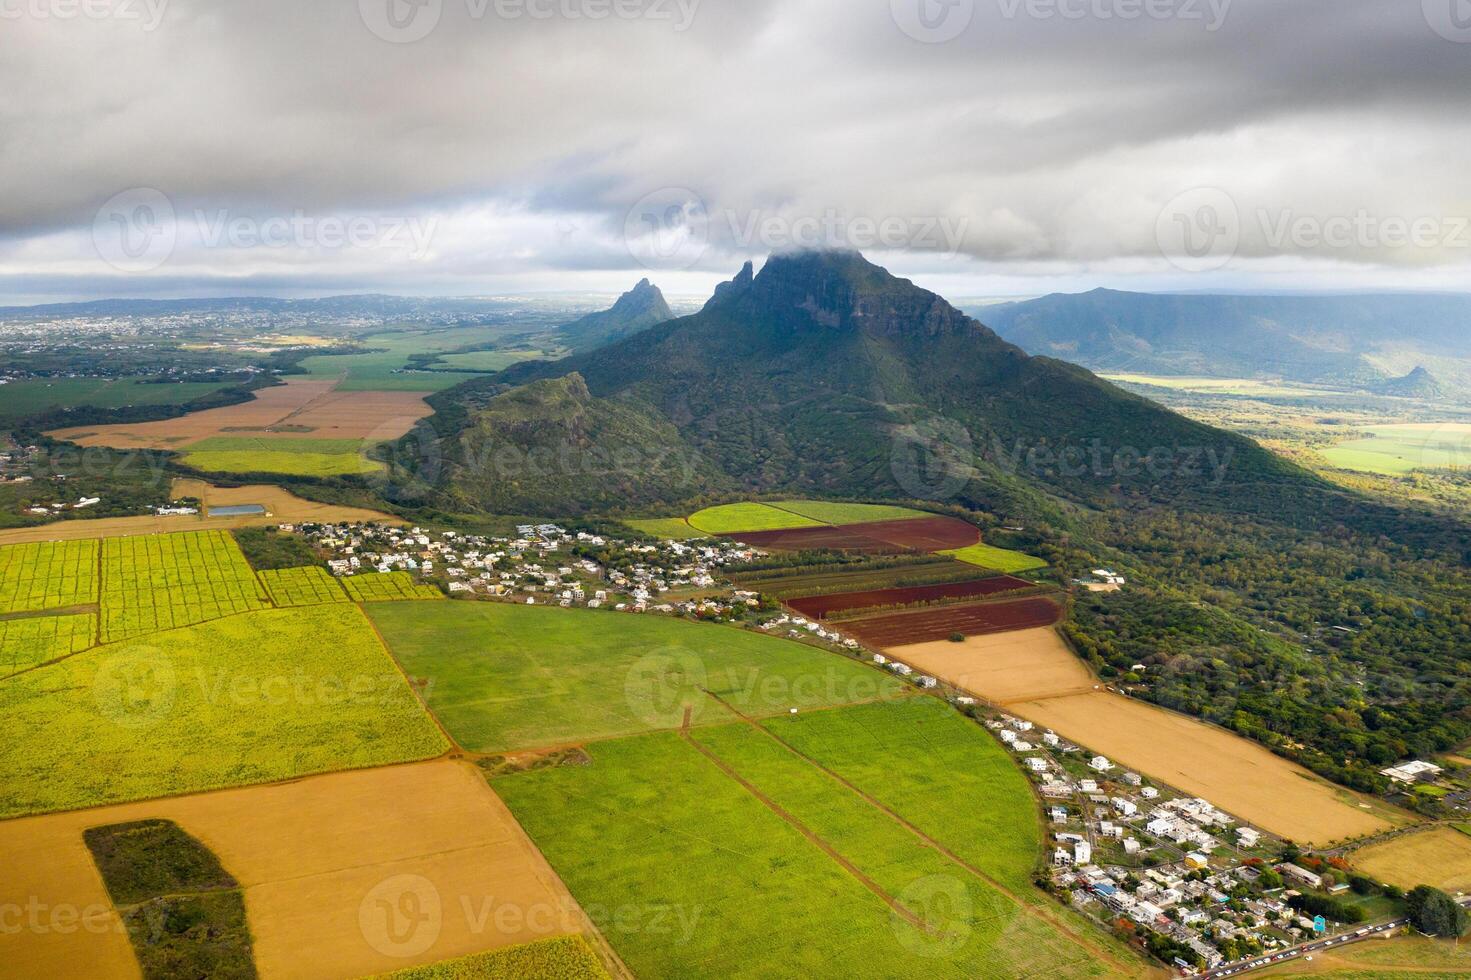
[1201,897,1471,978]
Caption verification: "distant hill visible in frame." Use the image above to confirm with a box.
[557,279,673,352]
[414,251,1302,518]
[1372,366,1445,399]
[971,289,1471,391]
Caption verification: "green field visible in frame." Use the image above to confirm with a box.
[366,601,905,753]
[430,349,553,373]
[0,612,96,676]
[99,531,270,642]
[258,566,349,606]
[940,543,1048,573]
[1102,374,1330,398]
[623,517,707,540]
[382,936,610,979]
[0,378,233,427]
[340,572,443,602]
[0,604,449,819]
[493,698,1122,979]
[686,503,825,534]
[297,328,539,391]
[768,500,932,525]
[178,436,382,477]
[1322,424,1471,475]
[0,539,99,614]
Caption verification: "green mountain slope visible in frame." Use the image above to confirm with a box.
[557,278,674,353]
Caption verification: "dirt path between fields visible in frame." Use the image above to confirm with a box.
[702,690,1153,978]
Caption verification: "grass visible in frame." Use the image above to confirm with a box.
[0,612,95,676]
[339,572,443,602]
[85,821,259,980]
[623,517,707,540]
[0,604,450,818]
[258,566,348,607]
[769,500,932,524]
[1258,934,1471,977]
[431,349,552,373]
[365,600,905,753]
[378,936,610,979]
[0,539,100,614]
[0,378,233,427]
[687,503,824,534]
[1322,424,1471,475]
[940,543,1048,573]
[179,437,382,477]
[297,327,533,391]
[99,531,270,642]
[492,700,1120,979]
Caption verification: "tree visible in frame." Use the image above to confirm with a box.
[1407,885,1468,937]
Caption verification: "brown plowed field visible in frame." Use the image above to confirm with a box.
[787,575,1032,619]
[0,760,591,980]
[840,596,1063,647]
[888,627,1100,704]
[47,379,431,449]
[725,515,981,553]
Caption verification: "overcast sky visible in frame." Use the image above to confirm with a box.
[1,0,1469,303]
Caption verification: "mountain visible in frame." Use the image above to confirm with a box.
[417,251,1303,518]
[556,279,673,352]
[971,288,1471,390]
[1373,365,1445,399]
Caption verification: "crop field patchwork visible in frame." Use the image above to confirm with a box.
[728,516,982,553]
[493,698,1131,979]
[889,628,1098,705]
[340,571,445,602]
[840,597,1064,647]
[99,530,269,641]
[0,613,96,677]
[731,556,980,598]
[766,500,933,524]
[178,436,383,477]
[787,575,1034,620]
[258,565,349,606]
[366,600,905,753]
[0,539,99,614]
[384,936,612,980]
[0,604,449,818]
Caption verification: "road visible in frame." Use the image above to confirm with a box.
[1200,897,1471,978]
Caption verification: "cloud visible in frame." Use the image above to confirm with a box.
[0,0,1468,298]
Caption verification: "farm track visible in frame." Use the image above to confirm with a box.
[701,690,1150,978]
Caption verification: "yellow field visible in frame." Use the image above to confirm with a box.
[891,627,1400,845]
[1351,826,1471,892]
[0,760,594,980]
[891,627,1099,704]
[0,481,400,547]
[1013,692,1398,845]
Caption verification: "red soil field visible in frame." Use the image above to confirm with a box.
[839,597,1064,647]
[725,515,981,553]
[787,575,1033,619]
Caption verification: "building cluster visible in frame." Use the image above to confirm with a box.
[1076,567,1128,593]
[296,521,768,617]
[760,612,862,650]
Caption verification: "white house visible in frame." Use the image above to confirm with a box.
[1089,755,1113,773]
[1074,840,1092,865]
